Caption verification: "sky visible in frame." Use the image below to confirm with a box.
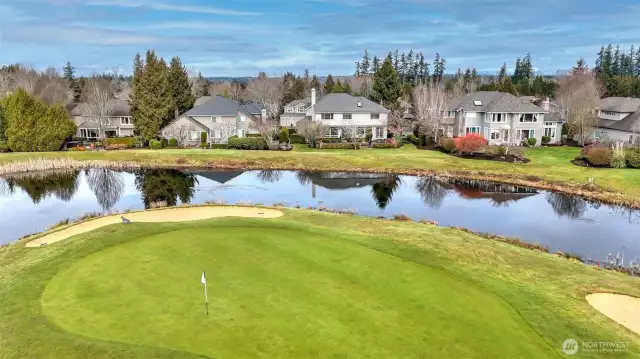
[0,0,639,77]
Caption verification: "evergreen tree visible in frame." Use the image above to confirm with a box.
[303,69,310,83]
[393,50,399,71]
[372,56,380,74]
[406,50,414,82]
[399,52,407,81]
[595,47,604,74]
[521,53,533,81]
[432,53,445,82]
[512,57,522,83]
[309,75,321,93]
[168,56,195,121]
[333,79,345,93]
[63,61,81,102]
[354,62,361,77]
[612,45,621,76]
[635,46,640,77]
[603,44,613,76]
[323,74,335,94]
[192,72,209,98]
[572,58,588,75]
[360,49,371,75]
[343,80,352,94]
[417,53,429,82]
[131,50,173,140]
[463,68,472,89]
[372,57,402,110]
[0,104,6,141]
[498,63,508,82]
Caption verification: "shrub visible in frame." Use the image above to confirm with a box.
[318,142,360,149]
[454,134,487,154]
[408,134,419,144]
[279,128,289,143]
[611,142,626,168]
[0,140,8,152]
[149,139,163,149]
[439,137,456,153]
[105,137,135,148]
[200,143,210,149]
[132,136,144,148]
[496,145,508,156]
[372,142,398,148]
[69,146,86,151]
[287,128,296,135]
[527,137,537,146]
[418,134,426,146]
[321,138,342,143]
[94,141,104,148]
[210,144,228,149]
[168,138,178,147]
[160,138,169,148]
[200,132,207,143]
[227,136,267,150]
[365,129,373,142]
[289,134,305,144]
[392,214,412,221]
[106,144,127,150]
[483,145,500,156]
[541,136,550,144]
[585,146,612,166]
[626,148,640,168]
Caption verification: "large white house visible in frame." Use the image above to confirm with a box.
[282,89,389,140]
[591,97,640,144]
[444,91,563,145]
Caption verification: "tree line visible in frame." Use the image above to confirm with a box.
[595,44,640,97]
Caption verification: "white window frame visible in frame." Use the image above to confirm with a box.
[120,116,132,125]
[519,113,538,123]
[491,113,506,123]
[375,127,383,138]
[100,117,111,126]
[544,127,556,138]
[213,116,222,123]
[602,111,616,116]
[490,129,501,140]
[483,127,489,138]
[321,113,334,120]
[356,127,367,137]
[327,127,340,138]
[343,113,352,120]
[189,131,201,141]
[593,130,602,139]
[371,113,380,120]
[465,126,480,134]
[517,129,535,139]
[80,128,100,139]
[297,104,306,112]
[286,107,294,113]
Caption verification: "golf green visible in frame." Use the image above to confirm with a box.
[41,224,552,358]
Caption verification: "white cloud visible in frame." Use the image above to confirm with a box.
[85,0,261,16]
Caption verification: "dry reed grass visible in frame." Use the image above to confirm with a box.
[0,158,141,176]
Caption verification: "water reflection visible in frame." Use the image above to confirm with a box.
[86,168,125,211]
[371,176,402,209]
[3,170,80,203]
[134,169,198,209]
[415,177,447,209]
[257,170,283,184]
[545,192,588,220]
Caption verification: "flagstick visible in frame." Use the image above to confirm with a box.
[203,271,209,316]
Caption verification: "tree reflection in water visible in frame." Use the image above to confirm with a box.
[257,170,283,184]
[545,192,588,219]
[415,177,448,209]
[371,176,402,209]
[135,169,198,209]
[2,170,80,203]
[86,168,125,212]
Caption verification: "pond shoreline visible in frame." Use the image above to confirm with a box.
[1,157,638,209]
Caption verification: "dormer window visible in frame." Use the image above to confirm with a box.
[473,100,482,106]
[297,104,305,112]
[357,101,362,107]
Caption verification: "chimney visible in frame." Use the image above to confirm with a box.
[542,97,550,111]
[311,88,316,106]
[261,108,267,123]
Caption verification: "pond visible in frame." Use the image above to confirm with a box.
[1,168,639,262]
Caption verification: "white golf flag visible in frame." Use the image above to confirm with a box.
[201,271,206,285]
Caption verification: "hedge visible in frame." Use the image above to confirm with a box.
[210,144,228,149]
[321,138,342,143]
[105,137,135,148]
[372,143,398,148]
[290,134,305,144]
[149,139,163,149]
[227,136,267,150]
[106,144,127,150]
[626,148,640,168]
[319,142,360,149]
[279,128,289,143]
[168,138,178,147]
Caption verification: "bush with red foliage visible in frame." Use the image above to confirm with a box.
[454,134,488,155]
[584,146,612,167]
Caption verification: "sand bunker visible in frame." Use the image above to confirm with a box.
[26,206,283,248]
[586,293,640,335]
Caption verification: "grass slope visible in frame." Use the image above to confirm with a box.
[1,209,640,358]
[1,146,640,200]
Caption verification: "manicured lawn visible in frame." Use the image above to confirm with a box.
[2,208,640,358]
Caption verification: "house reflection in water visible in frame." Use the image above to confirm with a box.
[305,172,401,209]
[446,179,538,207]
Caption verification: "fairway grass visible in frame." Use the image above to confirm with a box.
[1,208,640,358]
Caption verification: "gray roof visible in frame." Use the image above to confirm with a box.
[448,91,546,113]
[194,96,212,107]
[285,97,312,109]
[184,96,261,117]
[598,113,640,132]
[313,93,389,113]
[599,97,640,113]
[240,102,262,115]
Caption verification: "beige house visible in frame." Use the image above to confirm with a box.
[161,96,266,145]
[590,97,640,144]
[69,99,133,139]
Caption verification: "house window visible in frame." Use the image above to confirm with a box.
[100,117,110,126]
[602,111,616,116]
[356,127,367,137]
[189,131,200,141]
[80,128,99,139]
[104,130,117,138]
[212,130,220,138]
[465,126,480,134]
[238,114,246,122]
[544,127,556,138]
[519,114,537,123]
[121,117,132,125]
[321,113,334,120]
[371,113,380,120]
[490,130,501,140]
[517,129,535,139]
[213,116,222,123]
[593,130,602,139]
[327,127,339,138]
[297,104,306,112]
[286,107,294,113]
[375,127,383,138]
[343,113,352,120]
[483,128,489,138]
[446,111,455,118]
[491,113,505,123]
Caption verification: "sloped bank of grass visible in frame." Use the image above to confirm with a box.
[1,208,639,358]
[1,146,640,207]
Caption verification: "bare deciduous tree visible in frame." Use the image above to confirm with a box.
[164,124,197,146]
[414,81,448,142]
[387,107,408,136]
[212,121,237,144]
[83,76,115,140]
[246,73,283,120]
[297,119,324,147]
[557,71,601,144]
[87,168,125,212]
[229,81,246,101]
[339,117,361,149]
[250,119,280,150]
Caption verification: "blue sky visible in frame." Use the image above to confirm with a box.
[0,0,638,77]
